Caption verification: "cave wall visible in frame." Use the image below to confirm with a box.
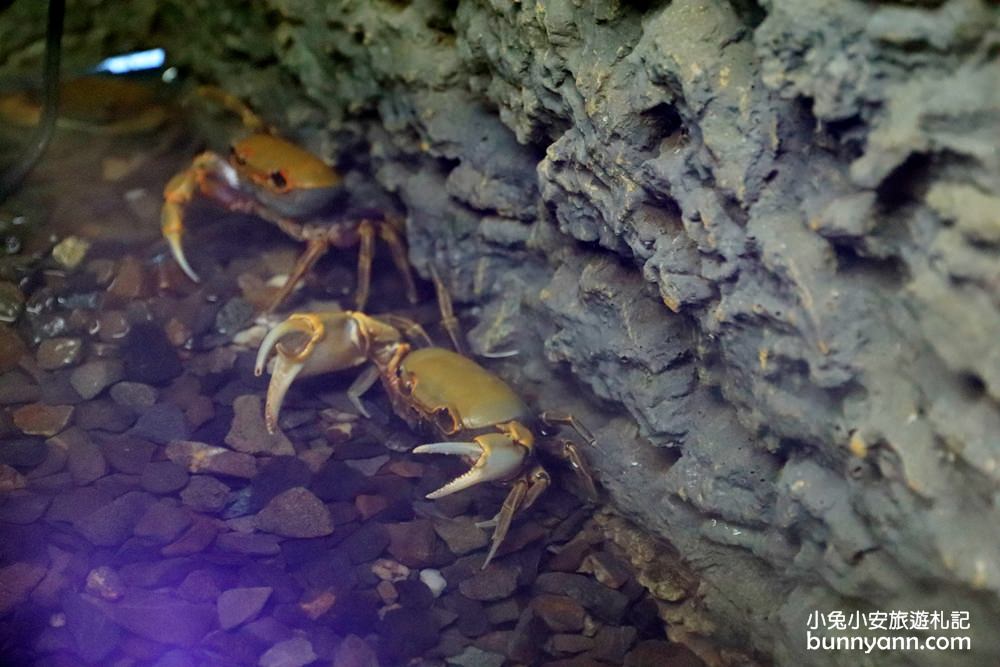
[3,0,1000,665]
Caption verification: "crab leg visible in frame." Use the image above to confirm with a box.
[265,236,329,313]
[413,434,527,499]
[474,466,550,568]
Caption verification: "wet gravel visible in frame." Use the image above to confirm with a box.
[0,121,704,667]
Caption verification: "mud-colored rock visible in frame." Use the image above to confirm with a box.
[225,394,295,456]
[12,403,73,436]
[255,487,333,538]
[36,337,82,370]
[217,586,272,630]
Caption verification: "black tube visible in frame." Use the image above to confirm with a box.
[0,0,65,203]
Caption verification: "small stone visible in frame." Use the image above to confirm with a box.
[579,551,631,589]
[36,337,83,370]
[458,563,520,602]
[107,255,148,301]
[0,436,46,467]
[300,590,336,620]
[180,476,231,513]
[420,569,447,598]
[531,594,585,632]
[226,394,295,455]
[548,634,595,655]
[376,580,398,604]
[73,399,136,432]
[434,517,490,556]
[0,325,27,372]
[184,394,215,429]
[0,281,24,323]
[70,360,124,400]
[52,236,90,269]
[355,494,390,520]
[177,570,223,603]
[344,454,390,477]
[371,559,410,582]
[140,461,190,494]
[74,491,156,546]
[101,435,157,474]
[0,463,27,491]
[189,347,238,376]
[0,370,40,404]
[0,491,50,523]
[85,566,125,601]
[165,440,257,478]
[65,429,108,485]
[121,323,183,385]
[161,515,220,556]
[446,646,505,667]
[109,381,158,408]
[97,310,131,342]
[383,459,424,478]
[395,578,435,610]
[332,635,379,667]
[486,599,521,626]
[130,403,189,444]
[534,573,630,624]
[386,519,446,568]
[62,591,121,663]
[46,487,112,523]
[94,589,214,647]
[255,487,333,538]
[13,403,74,436]
[344,522,390,563]
[594,625,640,664]
[164,317,192,347]
[214,297,253,336]
[0,561,47,613]
[506,608,547,663]
[259,637,316,667]
[216,532,282,555]
[217,586,272,630]
[134,500,192,543]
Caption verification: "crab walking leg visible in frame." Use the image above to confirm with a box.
[378,221,419,304]
[161,168,201,282]
[353,220,377,311]
[346,364,379,418]
[429,265,466,355]
[265,236,329,313]
[475,467,551,568]
[413,434,527,499]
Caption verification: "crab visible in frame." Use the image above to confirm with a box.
[253,277,598,567]
[160,87,417,312]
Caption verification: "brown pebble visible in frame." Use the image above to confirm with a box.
[376,580,398,604]
[13,403,74,436]
[0,463,27,492]
[531,594,586,632]
[85,566,125,601]
[355,494,390,520]
[0,325,27,372]
[255,487,333,538]
[97,311,131,342]
[459,563,521,601]
[106,256,148,301]
[36,337,83,370]
[300,590,336,620]
[164,318,192,347]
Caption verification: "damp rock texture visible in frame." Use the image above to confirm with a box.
[4,0,1000,665]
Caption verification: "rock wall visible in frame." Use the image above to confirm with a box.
[3,0,999,664]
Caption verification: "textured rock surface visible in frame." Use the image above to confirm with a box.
[2,1,999,665]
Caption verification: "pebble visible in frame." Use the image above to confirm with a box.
[255,487,333,538]
[121,323,183,385]
[130,403,188,444]
[73,399,136,432]
[140,461,190,494]
[548,634,595,655]
[100,434,157,474]
[217,586,273,630]
[0,492,51,523]
[459,563,520,602]
[36,337,83,370]
[97,310,131,342]
[333,634,379,667]
[162,516,220,556]
[0,324,27,371]
[214,297,253,336]
[12,403,74,436]
[433,516,491,556]
[0,280,24,323]
[0,561,47,614]
[0,463,27,491]
[73,490,156,546]
[109,381,158,408]
[106,255,148,301]
[215,532,282,556]
[371,559,410,583]
[134,500,192,543]
[69,359,124,399]
[166,440,257,478]
[259,637,317,667]
[593,625,639,663]
[420,569,447,598]
[386,519,446,568]
[344,455,391,477]
[446,646,506,667]
[0,370,40,404]
[355,494,390,520]
[85,566,126,601]
[180,475,231,513]
[45,486,112,523]
[164,318,192,347]
[94,589,214,647]
[51,236,90,269]
[534,573,630,624]
[225,394,295,455]
[531,594,586,632]
[64,429,108,485]
[62,591,121,663]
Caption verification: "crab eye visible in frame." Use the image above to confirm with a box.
[270,171,288,189]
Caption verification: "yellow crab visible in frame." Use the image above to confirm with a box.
[161,87,417,312]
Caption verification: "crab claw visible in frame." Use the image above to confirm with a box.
[414,433,527,499]
[255,315,326,434]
